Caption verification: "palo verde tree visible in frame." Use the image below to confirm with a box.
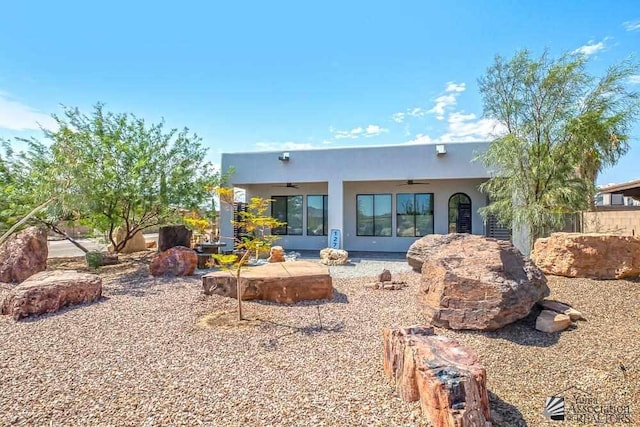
[214,191,285,321]
[478,49,639,252]
[40,103,222,252]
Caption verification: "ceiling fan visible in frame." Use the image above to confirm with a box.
[397,179,430,186]
[272,182,300,189]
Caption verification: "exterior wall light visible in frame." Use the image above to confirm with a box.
[278,152,290,161]
[436,144,447,155]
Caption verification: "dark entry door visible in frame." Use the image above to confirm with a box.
[456,203,472,233]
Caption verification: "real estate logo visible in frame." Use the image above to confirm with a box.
[543,396,565,421]
[542,386,634,424]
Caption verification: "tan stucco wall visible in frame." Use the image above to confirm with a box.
[582,209,640,237]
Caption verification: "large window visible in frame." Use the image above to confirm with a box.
[357,194,392,236]
[271,195,303,235]
[397,193,434,237]
[307,195,328,236]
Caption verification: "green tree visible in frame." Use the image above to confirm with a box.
[214,193,285,321]
[42,104,222,252]
[478,49,639,252]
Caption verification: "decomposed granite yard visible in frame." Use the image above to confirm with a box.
[1,253,638,426]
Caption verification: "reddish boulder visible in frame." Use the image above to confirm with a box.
[1,270,102,320]
[419,234,549,330]
[383,325,491,427]
[531,233,640,279]
[202,260,333,304]
[149,246,197,276]
[406,234,462,272]
[0,226,48,283]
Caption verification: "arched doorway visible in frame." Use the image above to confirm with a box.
[448,193,472,234]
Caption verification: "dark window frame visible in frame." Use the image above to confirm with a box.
[271,195,303,235]
[396,193,435,237]
[448,192,472,234]
[356,193,392,237]
[306,194,328,236]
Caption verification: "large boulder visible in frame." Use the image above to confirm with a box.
[107,227,147,254]
[202,260,333,304]
[419,234,549,330]
[383,325,491,427]
[0,226,48,283]
[319,248,348,265]
[407,234,462,272]
[531,233,640,279]
[158,225,192,252]
[1,270,102,320]
[150,246,197,276]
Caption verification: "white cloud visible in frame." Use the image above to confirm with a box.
[403,111,506,145]
[331,124,387,139]
[391,112,406,123]
[623,20,640,31]
[407,107,425,117]
[364,124,388,137]
[404,133,434,145]
[0,92,57,131]
[445,82,466,93]
[629,75,640,84]
[428,94,458,120]
[255,141,314,150]
[427,82,467,120]
[571,39,606,56]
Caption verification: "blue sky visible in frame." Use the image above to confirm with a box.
[1,1,639,185]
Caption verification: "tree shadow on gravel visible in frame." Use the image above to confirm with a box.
[489,390,528,426]
[255,318,345,354]
[252,288,350,307]
[460,307,571,348]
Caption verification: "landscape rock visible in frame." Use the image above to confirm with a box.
[267,246,285,263]
[378,269,392,282]
[149,246,197,276]
[407,234,464,272]
[419,234,549,330]
[107,227,147,254]
[383,325,491,427]
[535,310,572,333]
[539,299,586,321]
[158,225,192,252]
[319,248,349,265]
[202,260,333,304]
[531,233,640,279]
[0,226,48,283]
[1,270,102,320]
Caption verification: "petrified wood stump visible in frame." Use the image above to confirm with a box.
[383,326,491,427]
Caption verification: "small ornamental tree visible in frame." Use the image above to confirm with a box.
[214,194,285,321]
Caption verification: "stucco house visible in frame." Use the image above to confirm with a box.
[220,142,502,253]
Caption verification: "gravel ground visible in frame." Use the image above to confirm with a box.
[1,254,638,426]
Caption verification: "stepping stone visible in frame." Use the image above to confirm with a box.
[1,270,102,320]
[202,260,333,304]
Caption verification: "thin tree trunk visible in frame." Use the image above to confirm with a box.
[44,222,91,253]
[0,198,55,247]
[235,250,251,321]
